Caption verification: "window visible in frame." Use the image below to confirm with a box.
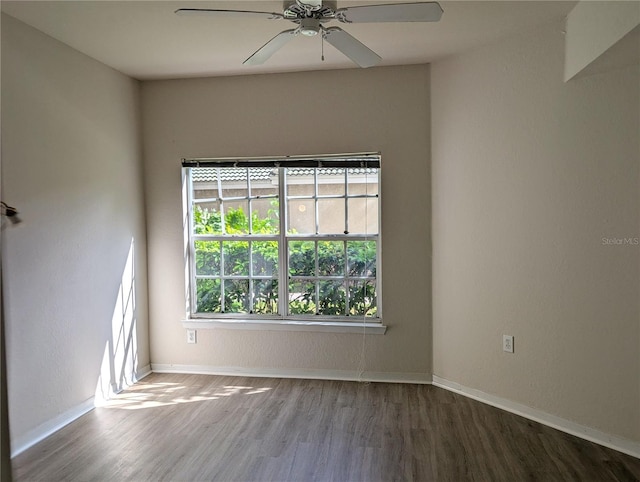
[183,154,381,325]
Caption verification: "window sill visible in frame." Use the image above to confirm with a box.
[181,319,387,334]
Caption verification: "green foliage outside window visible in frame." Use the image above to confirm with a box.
[193,204,377,317]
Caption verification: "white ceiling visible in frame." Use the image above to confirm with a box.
[1,1,576,80]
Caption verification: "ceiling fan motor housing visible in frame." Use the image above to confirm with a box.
[291,0,337,12]
[284,0,338,19]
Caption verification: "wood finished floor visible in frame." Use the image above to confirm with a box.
[12,373,640,482]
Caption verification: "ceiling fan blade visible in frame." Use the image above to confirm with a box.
[337,2,443,23]
[175,8,284,20]
[243,29,298,65]
[323,27,381,68]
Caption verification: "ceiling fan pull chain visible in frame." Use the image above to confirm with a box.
[321,34,325,61]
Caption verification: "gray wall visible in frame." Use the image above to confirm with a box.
[141,65,432,379]
[432,20,640,443]
[1,14,149,452]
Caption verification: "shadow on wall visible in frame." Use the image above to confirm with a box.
[95,238,140,405]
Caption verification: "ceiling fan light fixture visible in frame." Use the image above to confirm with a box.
[300,18,320,36]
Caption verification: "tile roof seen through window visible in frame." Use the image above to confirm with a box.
[191,167,377,183]
[191,168,273,183]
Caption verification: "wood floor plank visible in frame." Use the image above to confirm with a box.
[11,373,640,481]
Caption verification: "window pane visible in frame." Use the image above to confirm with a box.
[288,281,316,314]
[347,198,378,235]
[318,241,345,276]
[318,169,345,196]
[196,279,221,313]
[318,199,345,234]
[287,199,315,234]
[318,281,346,316]
[251,198,279,234]
[253,280,278,314]
[193,185,218,199]
[286,172,314,197]
[347,169,379,196]
[193,202,223,235]
[288,241,315,276]
[252,241,278,276]
[224,279,249,313]
[224,202,249,234]
[223,241,249,276]
[248,167,278,186]
[348,280,377,317]
[347,241,377,277]
[195,241,221,276]
[221,169,248,198]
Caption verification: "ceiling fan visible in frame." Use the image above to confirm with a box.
[175,0,443,68]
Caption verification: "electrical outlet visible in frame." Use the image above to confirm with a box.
[187,329,197,344]
[503,335,514,353]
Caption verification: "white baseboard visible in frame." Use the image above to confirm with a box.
[151,363,432,384]
[10,396,95,458]
[432,375,640,459]
[11,364,152,458]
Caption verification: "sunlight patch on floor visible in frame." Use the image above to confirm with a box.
[102,382,273,410]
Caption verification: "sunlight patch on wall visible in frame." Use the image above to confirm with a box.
[95,238,139,406]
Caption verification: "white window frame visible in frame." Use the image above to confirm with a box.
[181,154,386,334]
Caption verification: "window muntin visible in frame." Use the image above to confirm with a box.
[186,161,380,322]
